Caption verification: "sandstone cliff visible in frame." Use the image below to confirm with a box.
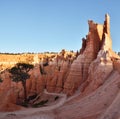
[63,19,104,95]
[55,14,120,119]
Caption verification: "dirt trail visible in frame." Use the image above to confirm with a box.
[0,89,67,119]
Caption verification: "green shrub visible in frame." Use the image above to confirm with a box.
[21,101,29,107]
[0,78,3,83]
[32,100,48,108]
[54,96,59,101]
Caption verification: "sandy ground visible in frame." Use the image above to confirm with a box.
[0,90,67,119]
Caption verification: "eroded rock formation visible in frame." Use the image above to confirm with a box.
[0,50,75,111]
[55,14,120,119]
[63,14,119,95]
[0,14,120,119]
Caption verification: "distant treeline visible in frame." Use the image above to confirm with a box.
[118,52,120,56]
[0,52,58,55]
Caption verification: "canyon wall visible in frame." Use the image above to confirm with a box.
[55,14,120,119]
[63,14,114,95]
[0,51,75,111]
[0,14,120,115]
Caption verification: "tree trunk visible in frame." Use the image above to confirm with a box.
[22,81,27,102]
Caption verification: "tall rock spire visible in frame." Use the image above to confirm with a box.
[102,14,112,50]
[63,14,114,95]
[104,14,110,37]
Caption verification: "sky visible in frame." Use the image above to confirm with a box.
[0,0,120,53]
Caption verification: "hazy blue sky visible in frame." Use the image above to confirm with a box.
[0,0,120,53]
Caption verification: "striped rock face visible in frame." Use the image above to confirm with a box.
[63,14,114,95]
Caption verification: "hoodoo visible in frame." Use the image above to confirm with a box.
[0,14,120,119]
[56,14,120,119]
[63,14,114,95]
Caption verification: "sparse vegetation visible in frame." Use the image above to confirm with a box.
[54,96,59,101]
[32,100,48,108]
[0,78,3,83]
[21,101,29,107]
[118,52,120,56]
[9,63,34,101]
